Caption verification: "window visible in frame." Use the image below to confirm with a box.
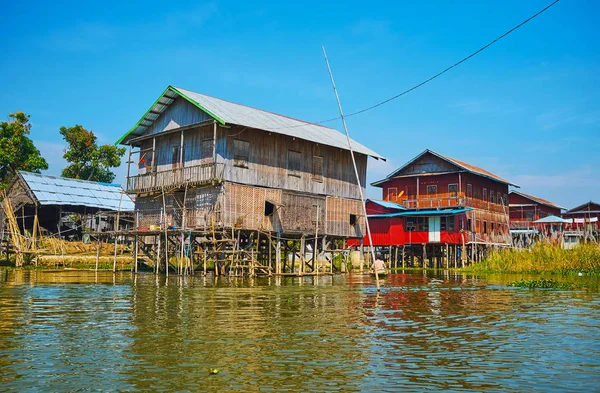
[387,187,398,201]
[441,216,455,232]
[233,139,249,167]
[201,139,214,163]
[483,188,488,202]
[264,201,275,216]
[447,217,455,232]
[350,214,357,226]
[312,155,323,182]
[467,218,472,231]
[427,185,437,194]
[406,221,415,232]
[416,217,429,231]
[459,219,464,230]
[503,194,508,206]
[483,221,488,234]
[171,145,181,168]
[490,191,495,204]
[467,184,473,199]
[448,184,458,197]
[491,222,495,234]
[287,150,302,177]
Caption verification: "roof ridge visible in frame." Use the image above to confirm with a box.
[173,86,336,131]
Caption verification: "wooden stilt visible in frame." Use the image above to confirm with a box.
[276,236,281,275]
[203,247,207,276]
[162,188,169,277]
[134,235,139,273]
[95,238,101,272]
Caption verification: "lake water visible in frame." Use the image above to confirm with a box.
[0,270,599,392]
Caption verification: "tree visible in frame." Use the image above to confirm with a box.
[60,125,126,183]
[0,112,48,189]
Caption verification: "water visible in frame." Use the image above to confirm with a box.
[0,270,599,392]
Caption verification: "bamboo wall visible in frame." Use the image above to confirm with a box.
[135,183,365,237]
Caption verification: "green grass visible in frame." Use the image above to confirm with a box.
[465,243,600,275]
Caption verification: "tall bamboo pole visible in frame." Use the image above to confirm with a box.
[322,46,380,291]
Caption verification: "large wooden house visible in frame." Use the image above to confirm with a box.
[118,86,383,274]
[362,149,518,266]
[508,191,564,229]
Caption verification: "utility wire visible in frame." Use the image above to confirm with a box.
[272,0,560,129]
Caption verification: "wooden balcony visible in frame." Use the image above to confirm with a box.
[402,196,464,210]
[127,163,224,193]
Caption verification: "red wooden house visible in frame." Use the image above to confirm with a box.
[357,150,519,266]
[563,201,600,234]
[508,191,564,229]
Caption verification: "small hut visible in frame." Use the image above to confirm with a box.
[1,171,134,241]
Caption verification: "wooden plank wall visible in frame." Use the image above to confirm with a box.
[145,97,212,136]
[220,125,368,200]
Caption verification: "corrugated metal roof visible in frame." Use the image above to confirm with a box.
[509,191,565,210]
[19,171,134,211]
[368,208,473,218]
[373,149,518,187]
[117,85,384,159]
[366,199,406,210]
[533,215,571,224]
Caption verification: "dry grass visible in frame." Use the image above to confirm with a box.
[466,243,600,275]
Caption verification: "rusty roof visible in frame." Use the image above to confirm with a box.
[509,191,565,210]
[372,149,519,187]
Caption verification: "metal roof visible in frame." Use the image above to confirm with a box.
[366,199,406,210]
[372,149,518,187]
[117,85,384,160]
[18,171,134,211]
[368,208,473,218]
[533,215,571,224]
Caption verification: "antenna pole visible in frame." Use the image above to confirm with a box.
[322,46,380,292]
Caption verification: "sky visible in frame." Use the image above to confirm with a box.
[1,0,598,209]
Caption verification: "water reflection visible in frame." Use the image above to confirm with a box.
[0,270,598,392]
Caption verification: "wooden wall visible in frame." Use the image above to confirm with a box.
[220,125,367,200]
[145,97,212,136]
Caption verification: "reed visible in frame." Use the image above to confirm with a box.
[466,243,600,275]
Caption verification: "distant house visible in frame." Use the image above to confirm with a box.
[509,191,564,229]
[118,86,383,274]
[357,149,518,266]
[563,201,600,236]
[2,171,134,238]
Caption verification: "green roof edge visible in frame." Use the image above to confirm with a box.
[115,85,226,145]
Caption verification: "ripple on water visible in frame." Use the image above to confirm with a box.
[0,270,598,392]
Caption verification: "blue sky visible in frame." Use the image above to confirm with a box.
[1,0,598,208]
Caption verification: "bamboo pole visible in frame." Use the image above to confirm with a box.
[162,187,168,277]
[322,46,380,291]
[313,205,319,275]
[113,189,124,272]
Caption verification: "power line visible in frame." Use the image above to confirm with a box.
[273,0,560,130]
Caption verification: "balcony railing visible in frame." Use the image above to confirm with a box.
[127,163,224,193]
[402,196,464,210]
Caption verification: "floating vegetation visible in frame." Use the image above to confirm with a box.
[508,278,578,290]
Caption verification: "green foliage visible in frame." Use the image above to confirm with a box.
[0,112,48,189]
[60,125,126,183]
[466,243,600,275]
[508,278,578,290]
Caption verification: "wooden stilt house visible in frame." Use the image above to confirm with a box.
[118,86,384,274]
